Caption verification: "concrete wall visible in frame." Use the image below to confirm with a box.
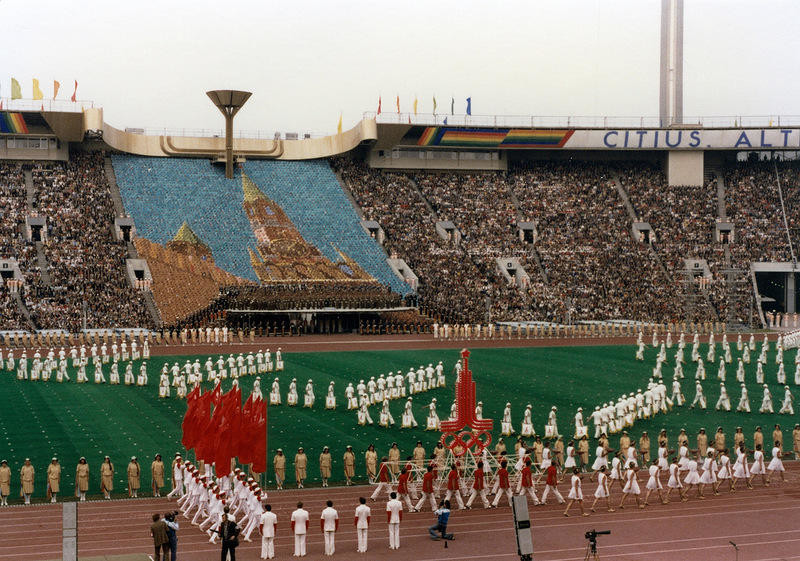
[666,150,703,186]
[368,149,507,170]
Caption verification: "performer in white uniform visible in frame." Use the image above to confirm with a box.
[737,383,751,412]
[401,397,418,428]
[325,382,336,410]
[666,457,686,502]
[643,460,666,505]
[779,386,794,415]
[715,382,731,411]
[759,384,774,413]
[520,405,534,437]
[682,457,702,499]
[698,451,719,497]
[748,444,767,487]
[766,442,786,484]
[731,444,752,491]
[589,466,614,513]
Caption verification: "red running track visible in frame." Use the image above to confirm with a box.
[2,464,799,561]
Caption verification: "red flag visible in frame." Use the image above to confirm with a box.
[194,384,222,461]
[70,80,78,102]
[250,399,267,474]
[396,95,400,114]
[213,387,241,477]
[237,393,255,465]
[180,386,202,448]
[0,100,3,110]
[377,96,382,115]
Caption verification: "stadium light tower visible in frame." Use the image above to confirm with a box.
[659,0,683,126]
[206,89,252,179]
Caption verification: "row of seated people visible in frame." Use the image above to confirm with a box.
[25,153,152,330]
[213,283,405,311]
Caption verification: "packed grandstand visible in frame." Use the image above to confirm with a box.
[0,144,798,334]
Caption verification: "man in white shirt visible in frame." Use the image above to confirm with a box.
[290,501,309,557]
[320,500,339,556]
[354,497,371,553]
[386,492,403,550]
[259,504,277,559]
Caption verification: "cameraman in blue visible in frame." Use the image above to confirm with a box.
[429,500,455,541]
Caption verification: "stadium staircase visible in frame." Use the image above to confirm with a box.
[104,157,126,216]
[142,290,163,327]
[34,241,52,286]
[405,176,436,216]
[12,291,37,331]
[23,169,34,208]
[506,180,550,284]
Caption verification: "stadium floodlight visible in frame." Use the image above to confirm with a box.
[206,89,252,179]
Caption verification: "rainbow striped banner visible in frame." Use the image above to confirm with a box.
[417,127,574,148]
[0,113,29,134]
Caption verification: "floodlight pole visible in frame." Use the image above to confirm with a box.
[206,90,252,179]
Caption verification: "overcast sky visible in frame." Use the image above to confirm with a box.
[3,0,799,135]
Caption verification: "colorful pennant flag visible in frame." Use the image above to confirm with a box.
[53,80,60,100]
[451,97,454,115]
[413,96,418,115]
[466,97,472,116]
[396,95,400,114]
[433,96,437,114]
[337,114,342,134]
[11,78,22,100]
[377,96,382,115]
[71,80,78,102]
[32,79,43,100]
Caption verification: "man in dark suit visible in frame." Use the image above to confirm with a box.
[215,505,240,561]
[150,513,170,561]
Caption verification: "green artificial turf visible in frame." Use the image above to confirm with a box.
[0,341,795,501]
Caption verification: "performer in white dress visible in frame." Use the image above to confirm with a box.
[501,403,514,436]
[401,397,418,428]
[759,384,774,413]
[345,383,357,410]
[657,441,669,471]
[303,379,315,408]
[677,445,690,471]
[682,457,702,498]
[618,464,642,509]
[378,399,394,427]
[325,382,336,410]
[357,394,373,426]
[779,386,794,415]
[643,460,666,505]
[756,361,765,384]
[715,382,731,411]
[731,444,752,491]
[666,457,687,502]
[736,384,751,412]
[766,441,786,484]
[564,441,577,470]
[562,469,588,517]
[748,444,767,487]
[717,449,732,491]
[777,362,787,385]
[540,442,552,471]
[591,445,608,473]
[698,451,719,497]
[589,466,614,513]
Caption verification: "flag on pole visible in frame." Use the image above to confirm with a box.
[433,96,437,114]
[32,79,43,100]
[11,78,22,100]
[337,114,342,134]
[451,97,454,115]
[443,117,447,125]
[377,96,382,115]
[413,96,418,115]
[466,97,472,116]
[53,80,60,100]
[70,80,78,102]
[396,95,400,114]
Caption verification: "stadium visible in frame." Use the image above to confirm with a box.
[2,2,800,560]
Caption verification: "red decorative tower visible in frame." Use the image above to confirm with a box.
[439,349,494,457]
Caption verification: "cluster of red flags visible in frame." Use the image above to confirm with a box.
[181,384,266,477]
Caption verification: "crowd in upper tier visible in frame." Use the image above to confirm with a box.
[2,153,799,331]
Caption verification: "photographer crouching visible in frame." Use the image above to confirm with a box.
[429,500,455,541]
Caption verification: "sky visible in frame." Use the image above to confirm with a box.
[2,0,800,136]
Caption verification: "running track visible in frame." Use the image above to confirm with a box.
[3,464,799,561]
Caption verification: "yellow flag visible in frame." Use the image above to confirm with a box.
[413,97,418,115]
[337,114,342,134]
[32,78,44,100]
[53,80,61,100]
[11,78,22,99]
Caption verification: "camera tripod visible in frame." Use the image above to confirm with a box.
[584,537,600,561]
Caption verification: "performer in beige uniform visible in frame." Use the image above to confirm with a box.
[365,445,378,483]
[0,460,10,505]
[319,447,332,487]
[273,449,286,490]
[47,458,61,503]
[151,454,165,497]
[343,446,356,485]
[20,459,35,505]
[100,457,114,499]
[127,457,141,498]
[294,448,308,488]
[75,458,89,501]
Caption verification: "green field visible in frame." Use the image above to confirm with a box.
[0,341,795,500]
